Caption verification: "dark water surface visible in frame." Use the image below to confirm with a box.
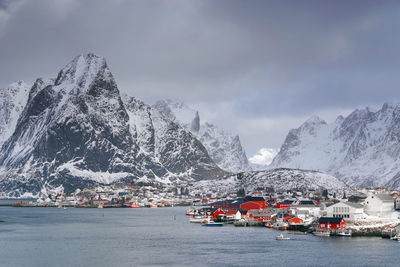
[0,206,399,267]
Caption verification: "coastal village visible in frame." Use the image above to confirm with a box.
[9,182,400,241]
[186,187,400,241]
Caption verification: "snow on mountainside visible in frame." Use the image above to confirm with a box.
[153,100,250,173]
[0,53,226,197]
[271,103,400,189]
[0,81,29,146]
[190,168,354,196]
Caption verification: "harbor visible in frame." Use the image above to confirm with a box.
[1,205,399,266]
[184,190,400,242]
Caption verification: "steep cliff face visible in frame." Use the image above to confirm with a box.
[0,53,226,197]
[153,100,250,173]
[271,104,400,188]
[0,81,30,147]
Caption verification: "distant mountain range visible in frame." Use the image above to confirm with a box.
[3,53,398,197]
[271,104,400,189]
[0,53,226,197]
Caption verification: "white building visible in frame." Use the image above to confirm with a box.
[326,202,364,222]
[289,200,320,218]
[363,193,394,217]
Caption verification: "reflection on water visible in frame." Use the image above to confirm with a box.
[0,206,399,266]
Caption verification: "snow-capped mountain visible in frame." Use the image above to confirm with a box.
[0,53,226,197]
[153,100,250,173]
[190,168,354,196]
[249,148,279,170]
[0,81,30,147]
[271,103,400,189]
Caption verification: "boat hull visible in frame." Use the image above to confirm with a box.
[203,223,223,227]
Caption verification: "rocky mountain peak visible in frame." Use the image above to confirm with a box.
[54,53,111,91]
[0,54,226,197]
[271,102,400,189]
[153,99,251,173]
[190,111,200,133]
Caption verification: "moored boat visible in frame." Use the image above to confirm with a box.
[190,216,209,223]
[313,230,330,237]
[186,208,195,216]
[276,233,291,240]
[337,230,352,237]
[203,221,223,227]
[273,220,289,231]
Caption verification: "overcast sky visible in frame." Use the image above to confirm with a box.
[1,0,400,156]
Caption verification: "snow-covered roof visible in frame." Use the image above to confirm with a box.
[344,202,364,209]
[376,194,394,202]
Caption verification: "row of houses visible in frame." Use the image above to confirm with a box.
[202,191,398,229]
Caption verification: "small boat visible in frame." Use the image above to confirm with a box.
[337,230,352,237]
[98,205,104,209]
[390,234,400,241]
[186,207,196,216]
[273,221,289,230]
[265,224,274,229]
[203,221,223,227]
[150,204,158,208]
[190,216,209,223]
[63,207,67,210]
[130,205,140,208]
[276,234,291,240]
[313,230,330,237]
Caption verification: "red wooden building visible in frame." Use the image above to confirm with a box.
[318,217,345,230]
[243,196,267,209]
[276,200,294,209]
[212,209,225,219]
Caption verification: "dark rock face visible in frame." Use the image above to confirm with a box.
[0,53,226,196]
[153,100,250,173]
[190,111,200,133]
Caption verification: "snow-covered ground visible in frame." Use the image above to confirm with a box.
[190,168,355,196]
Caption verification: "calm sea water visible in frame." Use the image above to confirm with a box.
[0,205,399,267]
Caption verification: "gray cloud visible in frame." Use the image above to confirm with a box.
[0,0,399,155]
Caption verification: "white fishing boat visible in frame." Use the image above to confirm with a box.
[203,221,223,227]
[390,234,400,241]
[337,230,352,237]
[276,233,291,240]
[190,216,209,223]
[313,230,330,237]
